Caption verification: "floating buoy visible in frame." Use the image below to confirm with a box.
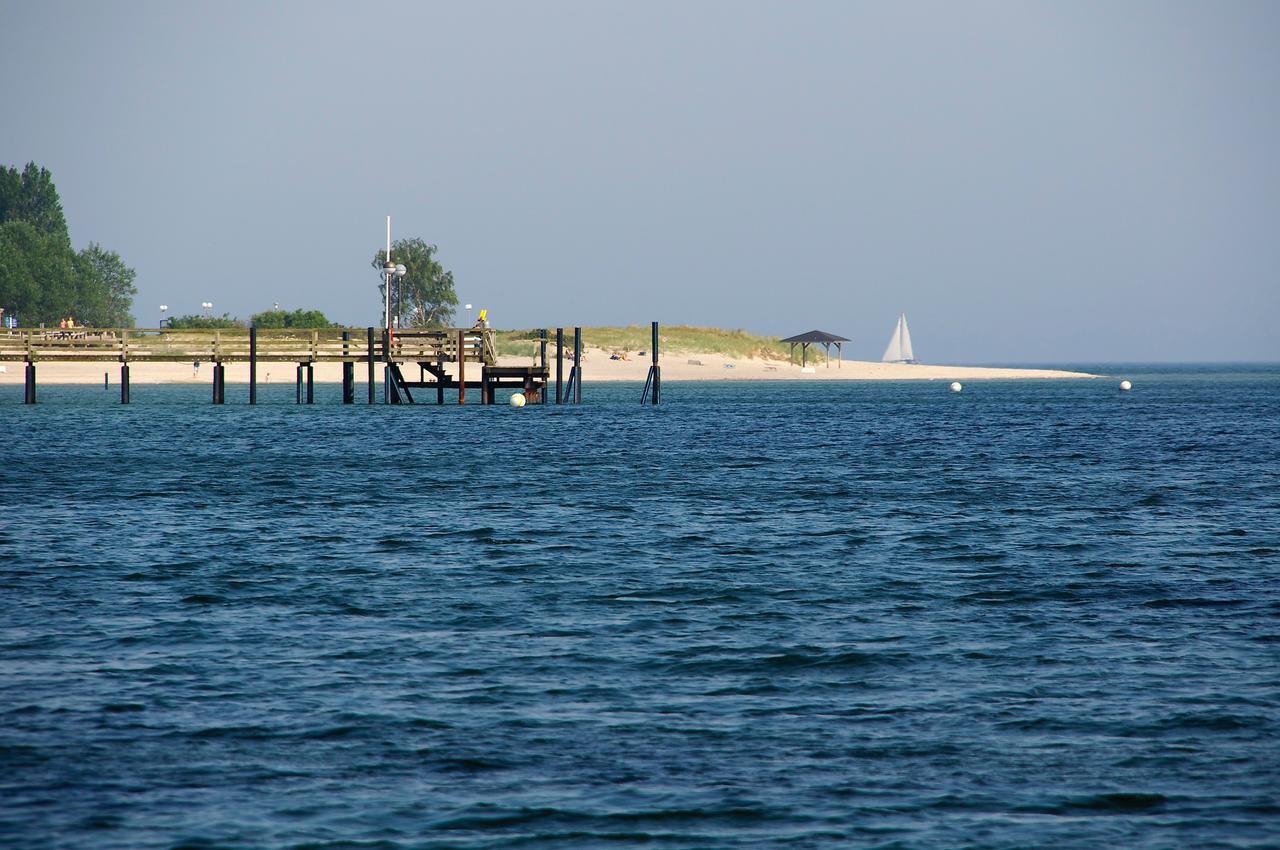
[510,392,526,408]
[1119,380,1132,391]
[950,382,962,393]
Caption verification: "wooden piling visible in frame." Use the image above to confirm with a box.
[306,363,315,404]
[574,326,582,404]
[383,329,391,405]
[457,329,466,405]
[24,362,34,404]
[213,363,225,404]
[121,363,130,404]
[249,327,257,405]
[540,329,549,404]
[555,327,564,404]
[366,327,376,404]
[296,364,303,404]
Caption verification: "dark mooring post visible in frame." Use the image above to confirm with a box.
[382,329,391,405]
[573,326,582,404]
[120,363,130,404]
[306,363,315,404]
[457,329,466,405]
[341,331,354,404]
[249,327,258,405]
[296,364,304,404]
[24,362,35,404]
[212,363,225,404]
[540,328,549,404]
[641,321,660,405]
[555,327,564,404]
[366,327,376,404]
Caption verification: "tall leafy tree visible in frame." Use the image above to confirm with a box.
[0,162,136,326]
[75,243,137,327]
[371,238,458,328]
[0,163,70,245]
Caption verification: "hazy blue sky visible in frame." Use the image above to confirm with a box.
[2,1,1277,361]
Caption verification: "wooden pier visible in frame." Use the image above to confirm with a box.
[0,326,566,405]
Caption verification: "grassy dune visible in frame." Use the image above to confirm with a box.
[495,325,792,361]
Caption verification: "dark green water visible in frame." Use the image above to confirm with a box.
[2,367,1278,848]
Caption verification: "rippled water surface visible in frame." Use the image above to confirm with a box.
[2,367,1279,849]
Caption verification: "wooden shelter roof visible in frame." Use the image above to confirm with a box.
[779,330,850,344]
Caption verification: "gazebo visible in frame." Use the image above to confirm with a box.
[780,330,849,368]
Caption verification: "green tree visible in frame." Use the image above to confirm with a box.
[0,220,77,324]
[0,162,137,327]
[250,308,334,328]
[75,243,137,327]
[371,238,458,328]
[0,163,70,245]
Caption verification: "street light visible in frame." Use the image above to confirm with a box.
[201,301,213,316]
[465,303,473,327]
[159,304,168,328]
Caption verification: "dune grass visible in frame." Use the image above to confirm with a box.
[495,325,793,361]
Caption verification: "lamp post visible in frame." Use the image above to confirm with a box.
[159,304,168,328]
[465,303,473,327]
[394,264,406,328]
[201,301,212,317]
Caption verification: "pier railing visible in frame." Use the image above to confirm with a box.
[0,327,497,365]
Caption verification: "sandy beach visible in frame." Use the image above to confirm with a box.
[0,350,1099,385]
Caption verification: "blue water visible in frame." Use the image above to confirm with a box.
[2,367,1279,849]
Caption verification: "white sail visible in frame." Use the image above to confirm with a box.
[881,313,916,363]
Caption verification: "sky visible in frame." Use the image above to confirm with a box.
[2,0,1277,362]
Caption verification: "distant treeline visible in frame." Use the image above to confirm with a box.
[167,308,336,330]
[0,162,137,327]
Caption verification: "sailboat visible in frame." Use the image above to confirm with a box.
[881,313,917,363]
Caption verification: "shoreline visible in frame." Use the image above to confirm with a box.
[0,350,1101,385]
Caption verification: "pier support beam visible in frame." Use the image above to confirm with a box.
[121,363,130,404]
[296,364,304,404]
[457,329,466,405]
[366,327,376,404]
[24,362,35,404]
[306,363,314,404]
[437,359,445,405]
[555,327,564,404]
[540,329,549,404]
[383,329,391,405]
[249,326,259,404]
[641,321,660,405]
[213,363,225,404]
[574,326,582,404]
[342,331,354,404]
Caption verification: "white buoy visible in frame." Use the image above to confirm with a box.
[950,382,962,393]
[510,392,526,408]
[1119,380,1132,391]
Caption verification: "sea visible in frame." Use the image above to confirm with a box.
[2,365,1278,849]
